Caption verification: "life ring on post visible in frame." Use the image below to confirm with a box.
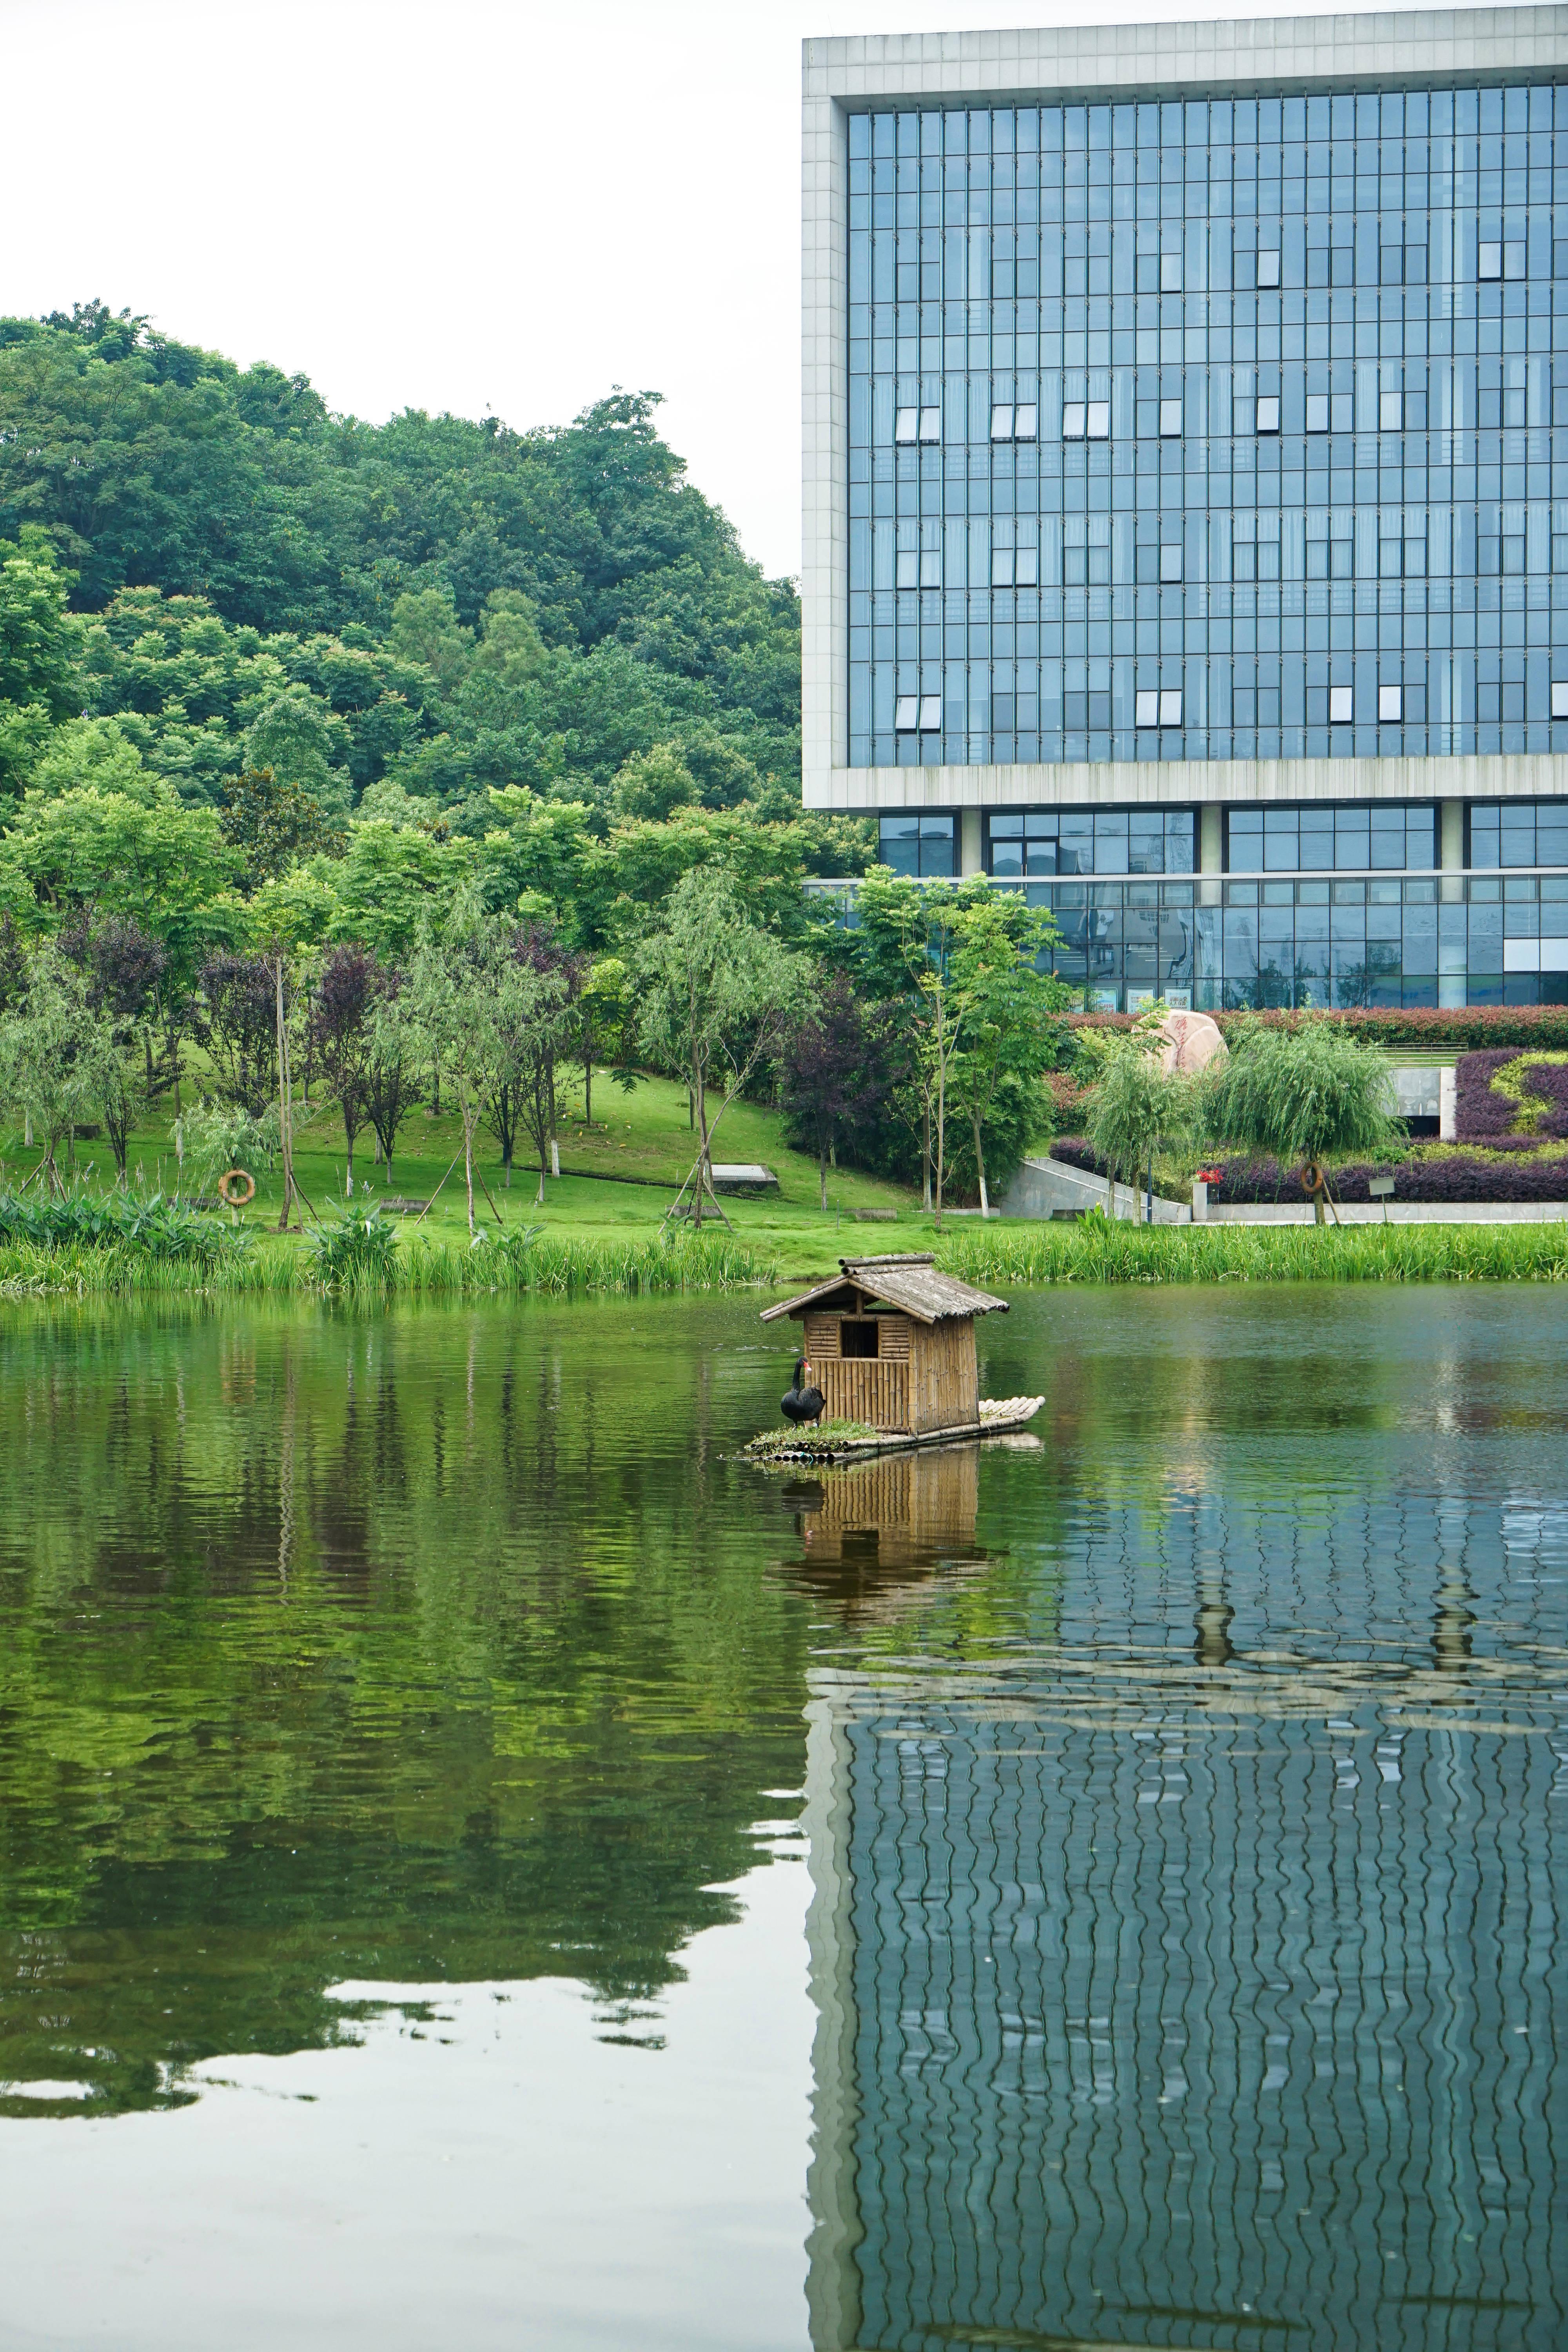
[218,1168,256,1208]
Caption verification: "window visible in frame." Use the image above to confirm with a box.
[1159,398,1183,437]
[1256,396,1280,434]
[1014,546,1038,587]
[1329,686,1354,724]
[1135,690,1159,728]
[920,548,941,589]
[894,405,918,445]
[991,403,1014,441]
[918,695,941,731]
[1405,537,1426,577]
[1380,246,1403,284]
[1479,241,1502,281]
[1378,684,1403,724]
[1014,403,1037,441]
[991,549,1014,587]
[1087,400,1110,440]
[896,550,919,590]
[1062,402,1086,439]
[1553,682,1568,720]
[893,695,920,731]
[1257,249,1281,288]
[1159,689,1183,728]
[1306,394,1329,433]
[918,405,941,443]
[1379,537,1403,578]
[1159,544,1183,584]
[1379,389,1403,431]
[1332,392,1353,432]
[1160,254,1182,292]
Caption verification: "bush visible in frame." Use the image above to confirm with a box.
[1455,1048,1568,1142]
[1069,1006,1568,1051]
[0,1190,246,1265]
[1054,1137,1568,1206]
[300,1202,399,1291]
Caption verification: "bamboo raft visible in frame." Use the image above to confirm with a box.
[741,1394,1045,1466]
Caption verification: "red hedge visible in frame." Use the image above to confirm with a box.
[1070,1007,1568,1050]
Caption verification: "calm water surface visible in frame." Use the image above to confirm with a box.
[0,1288,1564,2352]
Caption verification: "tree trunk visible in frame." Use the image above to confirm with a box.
[345,1136,354,1196]
[1311,1159,1326,1225]
[1147,1142,1154,1225]
[934,1008,946,1232]
[973,1113,989,1220]
[463,1106,476,1236]
[584,1056,592,1126]
[921,1101,932,1212]
[275,955,296,1232]
[819,1145,828,1213]
[692,1064,711,1231]
[536,1147,547,1206]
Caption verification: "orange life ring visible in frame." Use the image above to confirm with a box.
[218,1168,256,1207]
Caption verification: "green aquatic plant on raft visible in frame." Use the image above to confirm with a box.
[741,1419,884,1459]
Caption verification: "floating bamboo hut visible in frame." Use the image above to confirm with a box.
[760,1254,1015,1440]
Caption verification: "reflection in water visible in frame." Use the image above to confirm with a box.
[0,1289,1566,2352]
[800,1440,1568,2352]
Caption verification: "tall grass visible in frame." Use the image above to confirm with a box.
[938,1218,1568,1287]
[0,1227,779,1301]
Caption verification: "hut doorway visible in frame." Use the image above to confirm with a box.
[840,1319,879,1359]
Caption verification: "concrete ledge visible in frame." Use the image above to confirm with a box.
[1003,1154,1192,1223]
[1204,1200,1568,1223]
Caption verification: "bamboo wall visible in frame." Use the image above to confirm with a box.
[819,1359,911,1432]
[910,1319,980,1436]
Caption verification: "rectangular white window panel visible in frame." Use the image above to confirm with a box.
[1159,545,1183,583]
[919,550,941,589]
[1257,249,1281,288]
[1255,396,1280,434]
[991,550,1014,586]
[893,695,919,731]
[991,403,1014,440]
[894,406,918,445]
[1479,241,1503,280]
[1062,403,1086,439]
[1013,403,1037,441]
[1504,939,1541,972]
[1305,394,1329,433]
[1328,685,1354,723]
[896,550,918,590]
[1160,254,1182,292]
[1159,398,1183,437]
[1135,690,1159,727]
[1379,390,1404,431]
[1378,683,1403,722]
[1552,681,1568,719]
[1014,546,1038,586]
[1540,938,1568,971]
[1087,401,1111,439]
[918,696,942,731]
[1158,688,1183,727]
[1331,392,1354,432]
[918,406,941,443]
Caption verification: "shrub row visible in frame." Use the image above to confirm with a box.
[1070,1006,1568,1050]
[1051,1135,1568,1204]
[940,1219,1568,1286]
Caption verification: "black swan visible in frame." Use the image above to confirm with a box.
[781,1357,825,1426]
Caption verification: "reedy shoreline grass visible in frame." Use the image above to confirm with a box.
[0,1229,779,1301]
[936,1219,1568,1286]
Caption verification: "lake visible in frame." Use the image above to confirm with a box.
[0,1287,1563,2352]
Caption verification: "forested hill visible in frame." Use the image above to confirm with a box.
[0,300,801,826]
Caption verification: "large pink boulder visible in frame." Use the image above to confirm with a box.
[1156,1009,1227,1077]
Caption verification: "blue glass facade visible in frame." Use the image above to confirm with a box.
[849,76,1568,1007]
[848,83,1568,769]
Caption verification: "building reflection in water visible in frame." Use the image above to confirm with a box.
[797,1470,1567,2352]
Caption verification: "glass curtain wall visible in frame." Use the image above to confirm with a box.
[847,84,1568,770]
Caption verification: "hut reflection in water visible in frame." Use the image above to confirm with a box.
[777,1441,1012,1619]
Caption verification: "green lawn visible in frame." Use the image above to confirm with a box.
[1,1071,953,1283]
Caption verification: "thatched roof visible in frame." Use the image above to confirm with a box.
[760,1253,1009,1327]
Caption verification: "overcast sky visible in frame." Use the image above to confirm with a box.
[4,0,1410,582]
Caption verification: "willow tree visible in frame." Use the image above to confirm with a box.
[1085,1037,1201,1223]
[1207,1019,1402,1223]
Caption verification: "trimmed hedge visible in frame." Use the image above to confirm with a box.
[1051,1135,1568,1205]
[1069,1006,1568,1050]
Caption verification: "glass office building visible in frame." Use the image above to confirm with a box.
[801,11,1568,1006]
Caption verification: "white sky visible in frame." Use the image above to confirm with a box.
[2,0,1416,583]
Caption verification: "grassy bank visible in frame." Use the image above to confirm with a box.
[938,1218,1568,1287]
[0,1228,779,1301]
